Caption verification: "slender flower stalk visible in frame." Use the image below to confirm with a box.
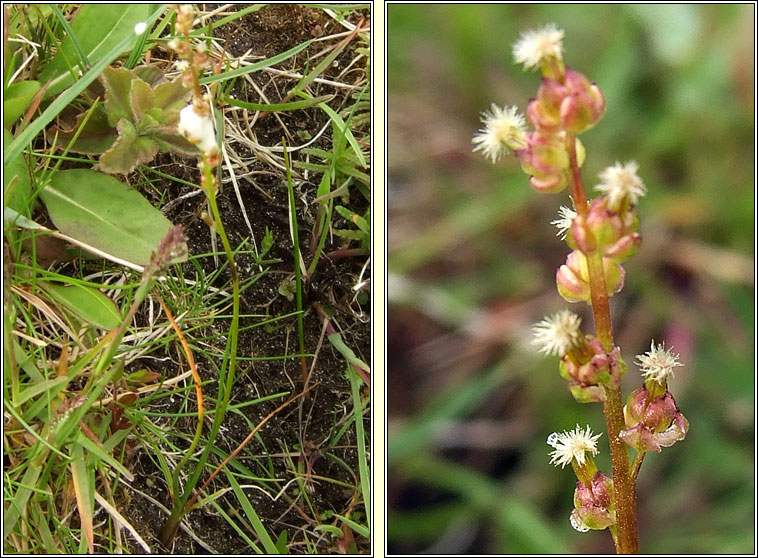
[158,4,241,546]
[475,23,688,554]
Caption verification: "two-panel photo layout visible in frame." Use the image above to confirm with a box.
[2,2,755,556]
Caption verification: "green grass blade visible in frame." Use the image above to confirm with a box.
[225,470,279,553]
[220,94,333,112]
[199,39,313,85]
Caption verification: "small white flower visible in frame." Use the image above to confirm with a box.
[635,341,683,384]
[547,425,601,469]
[532,310,583,356]
[134,22,147,35]
[595,161,646,209]
[167,38,181,52]
[472,104,527,163]
[513,23,564,70]
[551,205,577,240]
[175,60,190,72]
[178,104,217,154]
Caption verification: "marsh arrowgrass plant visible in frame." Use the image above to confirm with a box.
[474,24,688,554]
[156,4,241,546]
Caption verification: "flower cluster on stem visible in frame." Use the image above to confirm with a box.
[169,3,220,177]
[474,23,689,554]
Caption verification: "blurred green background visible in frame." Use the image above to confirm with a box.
[387,4,754,554]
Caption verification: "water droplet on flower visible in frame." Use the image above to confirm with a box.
[570,510,590,533]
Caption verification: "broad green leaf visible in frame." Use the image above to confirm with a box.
[3,128,32,214]
[39,168,186,267]
[274,531,288,554]
[38,4,152,98]
[99,119,159,174]
[40,280,121,330]
[134,64,164,88]
[3,80,40,126]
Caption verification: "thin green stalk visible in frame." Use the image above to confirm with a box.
[306,201,333,277]
[159,158,241,546]
[282,138,308,386]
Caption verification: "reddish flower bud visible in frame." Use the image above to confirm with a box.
[620,386,689,453]
[590,471,614,509]
[570,213,596,253]
[604,232,641,262]
[624,386,649,427]
[571,471,616,532]
[521,131,569,176]
[529,171,568,194]
[529,68,605,134]
[559,338,626,402]
[557,251,591,303]
[527,97,561,132]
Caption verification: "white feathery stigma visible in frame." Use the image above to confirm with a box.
[551,205,577,240]
[595,161,646,209]
[513,23,565,70]
[635,340,683,384]
[472,104,527,163]
[532,310,583,356]
[547,425,601,469]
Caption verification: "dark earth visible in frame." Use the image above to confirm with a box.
[105,5,370,554]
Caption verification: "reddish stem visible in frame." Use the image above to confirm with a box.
[566,135,638,554]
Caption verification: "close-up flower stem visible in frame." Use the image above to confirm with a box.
[470,21,694,554]
[566,137,639,554]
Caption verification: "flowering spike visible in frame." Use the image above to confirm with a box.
[547,424,601,469]
[472,104,527,163]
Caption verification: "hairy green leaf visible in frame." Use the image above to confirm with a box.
[101,66,137,126]
[98,119,159,174]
